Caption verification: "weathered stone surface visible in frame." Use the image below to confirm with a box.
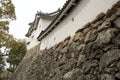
[115,73,120,79]
[68,36,74,44]
[98,18,112,31]
[96,28,116,46]
[92,20,103,29]
[110,14,117,21]
[55,42,63,51]
[76,44,86,52]
[83,22,91,29]
[101,74,115,80]
[63,70,74,79]
[112,33,120,45]
[74,32,83,41]
[114,17,120,29]
[82,61,98,74]
[93,12,105,23]
[84,29,97,43]
[100,49,120,71]
[117,61,120,70]
[63,36,70,47]
[10,1,120,80]
[77,54,86,66]
[60,47,68,53]
[116,8,120,15]
[83,27,89,34]
[106,1,120,18]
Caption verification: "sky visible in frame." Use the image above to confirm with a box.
[9,0,67,39]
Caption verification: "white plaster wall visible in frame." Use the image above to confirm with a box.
[42,19,52,30]
[40,0,119,50]
[27,18,42,50]
[27,18,52,50]
[27,27,40,50]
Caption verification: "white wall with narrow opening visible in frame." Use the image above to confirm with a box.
[40,0,119,50]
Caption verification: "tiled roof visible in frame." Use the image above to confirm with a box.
[37,9,60,17]
[37,0,80,40]
[25,9,60,37]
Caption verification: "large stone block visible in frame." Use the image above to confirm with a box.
[100,49,120,71]
[96,28,117,46]
[114,17,120,29]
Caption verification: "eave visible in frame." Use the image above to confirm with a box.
[37,0,80,41]
[25,10,59,37]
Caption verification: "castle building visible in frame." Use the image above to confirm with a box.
[26,0,119,50]
[26,10,60,50]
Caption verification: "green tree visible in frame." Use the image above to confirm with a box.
[0,0,26,78]
[0,0,16,19]
[0,0,16,78]
[7,39,27,73]
[0,52,5,77]
[0,0,16,48]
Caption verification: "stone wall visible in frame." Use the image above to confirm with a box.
[10,1,120,80]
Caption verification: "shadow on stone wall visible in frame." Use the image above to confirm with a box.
[10,1,120,80]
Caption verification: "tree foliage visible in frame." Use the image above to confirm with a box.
[0,0,26,77]
[0,0,16,19]
[0,0,16,49]
[0,52,5,75]
[0,0,16,77]
[7,39,27,73]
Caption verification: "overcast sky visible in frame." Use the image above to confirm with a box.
[9,0,67,39]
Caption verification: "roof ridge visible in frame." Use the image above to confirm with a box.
[37,8,60,16]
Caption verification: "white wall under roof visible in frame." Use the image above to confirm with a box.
[40,0,119,50]
[27,18,52,50]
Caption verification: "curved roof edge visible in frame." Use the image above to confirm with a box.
[25,9,60,37]
[37,0,80,40]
